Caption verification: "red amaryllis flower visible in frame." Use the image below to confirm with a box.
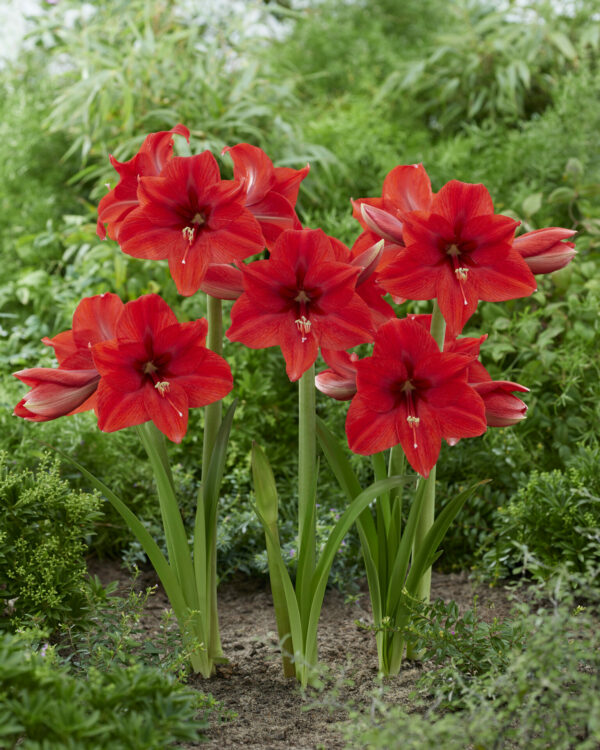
[380,180,537,336]
[92,295,233,443]
[408,313,529,431]
[97,124,190,241]
[346,318,487,477]
[226,228,376,381]
[513,227,577,274]
[14,293,124,421]
[117,151,265,296]
[223,143,309,249]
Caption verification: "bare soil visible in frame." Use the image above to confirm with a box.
[88,560,516,750]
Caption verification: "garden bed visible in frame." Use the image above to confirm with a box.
[89,559,516,749]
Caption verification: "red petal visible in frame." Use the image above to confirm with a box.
[372,318,439,362]
[223,143,275,204]
[432,180,494,225]
[71,293,125,349]
[198,263,245,300]
[395,398,442,478]
[279,319,320,381]
[171,349,233,407]
[272,164,310,205]
[313,296,375,350]
[382,163,433,214]
[426,381,487,439]
[248,192,301,249]
[42,330,77,365]
[346,396,401,456]
[227,294,283,349]
[144,380,189,443]
[96,380,149,433]
[115,294,178,341]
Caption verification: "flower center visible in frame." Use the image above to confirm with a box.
[143,361,158,375]
[446,243,461,257]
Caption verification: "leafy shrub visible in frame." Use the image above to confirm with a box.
[482,444,600,580]
[377,0,599,133]
[0,453,102,631]
[344,592,600,749]
[0,629,209,749]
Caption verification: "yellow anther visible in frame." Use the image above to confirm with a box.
[154,381,170,395]
[295,315,311,342]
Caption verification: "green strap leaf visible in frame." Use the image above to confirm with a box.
[303,475,407,671]
[52,448,188,624]
[136,423,198,611]
[251,443,295,677]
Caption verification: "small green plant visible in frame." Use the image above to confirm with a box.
[0,628,210,749]
[0,452,102,632]
[343,589,600,749]
[483,444,600,580]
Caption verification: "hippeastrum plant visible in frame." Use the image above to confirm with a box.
[94,128,312,676]
[228,227,405,685]
[14,293,235,677]
[315,166,576,674]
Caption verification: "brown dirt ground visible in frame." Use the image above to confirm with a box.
[88,559,517,750]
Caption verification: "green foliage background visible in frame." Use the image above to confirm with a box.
[1,0,599,588]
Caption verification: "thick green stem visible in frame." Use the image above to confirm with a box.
[201,295,224,667]
[411,301,446,606]
[298,365,317,575]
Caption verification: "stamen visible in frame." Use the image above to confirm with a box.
[404,387,420,448]
[181,226,196,264]
[295,315,311,342]
[154,380,183,417]
[406,415,420,448]
[449,255,469,306]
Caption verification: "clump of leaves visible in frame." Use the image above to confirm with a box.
[0,628,210,749]
[482,443,600,581]
[377,0,598,133]
[0,452,102,632]
[344,586,600,749]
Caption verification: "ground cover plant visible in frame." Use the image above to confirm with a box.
[2,0,599,747]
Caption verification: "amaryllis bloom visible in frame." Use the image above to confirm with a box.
[117,151,265,296]
[513,227,577,274]
[408,313,529,431]
[14,294,124,421]
[92,295,233,442]
[223,143,309,249]
[346,318,487,477]
[315,348,360,400]
[380,180,537,335]
[227,228,376,381]
[97,124,190,241]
